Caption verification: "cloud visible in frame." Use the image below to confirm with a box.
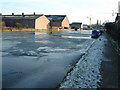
[1,0,60,3]
[1,0,119,24]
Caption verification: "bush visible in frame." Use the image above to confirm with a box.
[105,21,120,42]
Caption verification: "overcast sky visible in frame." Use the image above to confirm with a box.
[1,0,120,24]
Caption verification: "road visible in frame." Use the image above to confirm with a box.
[2,30,95,88]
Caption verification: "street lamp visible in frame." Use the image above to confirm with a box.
[112,10,114,22]
[87,16,93,29]
[87,16,92,26]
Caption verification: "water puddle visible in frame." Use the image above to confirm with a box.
[35,41,48,43]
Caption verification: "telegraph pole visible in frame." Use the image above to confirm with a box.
[87,16,92,29]
[87,16,92,26]
[112,10,114,22]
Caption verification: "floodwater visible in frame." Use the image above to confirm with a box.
[2,30,94,88]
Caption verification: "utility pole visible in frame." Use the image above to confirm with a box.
[96,19,99,29]
[87,16,92,26]
[112,10,114,22]
[87,16,92,29]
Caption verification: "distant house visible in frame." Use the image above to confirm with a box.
[82,24,90,30]
[45,15,70,29]
[2,13,50,29]
[70,22,82,30]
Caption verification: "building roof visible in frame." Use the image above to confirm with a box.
[71,22,82,24]
[2,14,44,19]
[45,15,66,22]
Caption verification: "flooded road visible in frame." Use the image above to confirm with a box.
[2,30,94,88]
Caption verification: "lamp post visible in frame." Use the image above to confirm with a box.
[87,16,92,26]
[87,16,92,29]
[112,10,114,22]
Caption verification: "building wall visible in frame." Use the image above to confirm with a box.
[70,23,82,29]
[61,16,70,28]
[83,24,89,30]
[3,19,35,28]
[35,16,50,29]
[50,21,61,27]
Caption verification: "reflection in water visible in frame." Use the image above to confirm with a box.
[34,31,49,43]
[61,36,70,38]
[35,31,48,39]
[35,41,48,43]
[61,36,91,39]
[34,30,61,39]
[34,30,91,43]
[35,32,48,35]
[51,33,90,39]
[35,30,60,35]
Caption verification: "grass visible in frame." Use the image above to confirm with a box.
[0,27,71,32]
[1,27,37,31]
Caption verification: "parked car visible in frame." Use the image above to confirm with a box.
[91,30,101,38]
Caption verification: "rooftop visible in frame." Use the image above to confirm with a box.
[71,22,82,24]
[2,13,44,19]
[45,15,66,22]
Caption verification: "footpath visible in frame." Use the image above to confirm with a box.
[100,33,119,88]
[59,32,119,89]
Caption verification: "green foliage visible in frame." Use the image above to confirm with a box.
[110,37,120,55]
[105,21,120,42]
[105,19,120,54]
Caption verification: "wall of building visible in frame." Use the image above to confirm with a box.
[35,16,50,29]
[50,21,61,27]
[70,23,82,29]
[61,16,70,28]
[2,15,70,30]
[3,19,35,28]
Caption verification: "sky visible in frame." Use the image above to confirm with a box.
[1,0,120,24]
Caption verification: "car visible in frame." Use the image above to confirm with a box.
[91,30,101,38]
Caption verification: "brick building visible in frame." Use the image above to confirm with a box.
[45,15,70,29]
[70,22,82,30]
[2,13,50,29]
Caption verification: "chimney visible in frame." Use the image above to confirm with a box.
[22,12,24,16]
[12,13,14,15]
[33,12,35,15]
